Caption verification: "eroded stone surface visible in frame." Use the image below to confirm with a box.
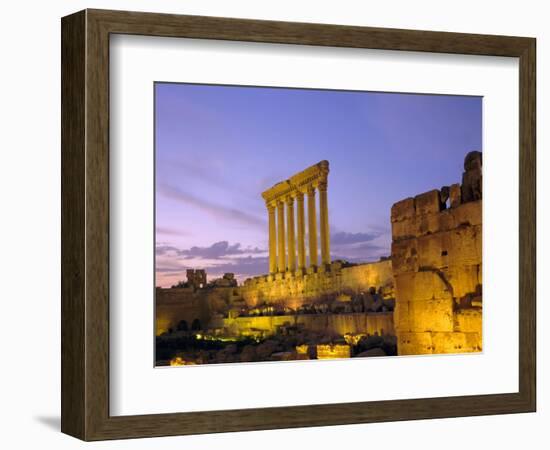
[392,151,483,355]
[461,151,482,203]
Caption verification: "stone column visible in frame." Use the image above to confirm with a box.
[296,192,306,271]
[277,201,286,272]
[267,203,277,274]
[319,182,330,267]
[286,197,296,272]
[307,186,318,268]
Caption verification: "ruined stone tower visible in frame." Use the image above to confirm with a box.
[391,151,483,355]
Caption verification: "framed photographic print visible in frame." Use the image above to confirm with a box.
[61,9,536,441]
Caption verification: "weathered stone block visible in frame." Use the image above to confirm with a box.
[391,197,415,222]
[448,226,482,267]
[462,163,482,203]
[366,312,395,336]
[416,233,446,268]
[399,331,481,355]
[438,209,457,232]
[391,240,418,274]
[415,212,441,236]
[449,183,461,208]
[454,308,482,334]
[431,332,464,354]
[465,331,482,352]
[395,271,452,302]
[452,200,482,227]
[393,301,410,332]
[431,331,481,354]
[415,189,441,215]
[316,344,351,359]
[408,299,454,332]
[447,264,480,299]
[392,217,417,240]
[398,332,433,355]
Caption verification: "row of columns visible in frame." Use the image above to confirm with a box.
[267,184,330,274]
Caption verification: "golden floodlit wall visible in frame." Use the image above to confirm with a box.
[239,259,394,309]
[155,286,234,335]
[157,152,482,356]
[155,260,394,336]
[391,186,483,355]
[214,311,394,337]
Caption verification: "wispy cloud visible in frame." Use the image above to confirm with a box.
[155,249,268,287]
[162,159,232,192]
[158,184,266,229]
[155,233,390,287]
[156,226,189,236]
[207,256,269,279]
[156,241,265,259]
[330,229,390,263]
[331,231,381,245]
[332,243,387,262]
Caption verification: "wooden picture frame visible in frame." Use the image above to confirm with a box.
[61,9,536,441]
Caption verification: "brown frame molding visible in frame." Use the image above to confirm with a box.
[61,9,536,441]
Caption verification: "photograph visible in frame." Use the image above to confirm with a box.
[154,83,483,366]
[0,0,542,445]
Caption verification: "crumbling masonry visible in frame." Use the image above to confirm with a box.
[392,151,482,354]
[156,152,483,357]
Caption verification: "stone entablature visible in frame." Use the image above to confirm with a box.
[262,160,329,204]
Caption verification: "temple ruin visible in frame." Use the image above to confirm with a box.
[262,160,331,273]
[392,151,483,355]
[155,152,483,364]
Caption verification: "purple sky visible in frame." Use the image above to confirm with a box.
[155,83,482,287]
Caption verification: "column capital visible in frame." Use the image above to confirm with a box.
[318,181,328,192]
[285,195,295,205]
[306,184,316,196]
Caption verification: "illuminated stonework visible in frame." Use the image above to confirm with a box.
[155,152,483,363]
[169,356,196,366]
[262,160,331,272]
[392,151,483,355]
[316,344,351,359]
[240,259,394,309]
[212,311,395,339]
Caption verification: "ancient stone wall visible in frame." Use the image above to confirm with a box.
[214,312,394,338]
[155,286,236,335]
[156,260,395,336]
[239,259,394,309]
[391,161,482,355]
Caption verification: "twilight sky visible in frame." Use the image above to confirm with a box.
[155,83,482,287]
